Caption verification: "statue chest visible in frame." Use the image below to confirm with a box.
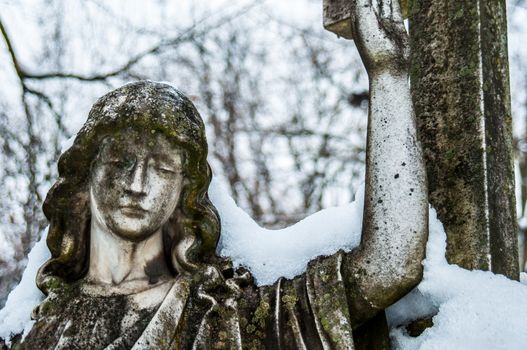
[19,285,160,350]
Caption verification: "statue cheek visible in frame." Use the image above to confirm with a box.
[154,192,173,214]
[108,172,132,198]
[151,182,180,221]
[92,180,126,212]
[93,166,120,193]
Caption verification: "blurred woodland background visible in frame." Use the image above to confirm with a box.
[1,0,527,307]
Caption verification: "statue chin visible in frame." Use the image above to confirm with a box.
[104,217,160,242]
[96,206,165,242]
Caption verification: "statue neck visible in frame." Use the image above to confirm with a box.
[87,218,170,288]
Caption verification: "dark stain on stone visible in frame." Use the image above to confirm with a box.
[144,253,172,284]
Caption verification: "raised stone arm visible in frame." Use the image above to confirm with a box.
[339,0,428,326]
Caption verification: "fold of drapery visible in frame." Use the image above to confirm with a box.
[129,277,190,350]
[21,253,390,349]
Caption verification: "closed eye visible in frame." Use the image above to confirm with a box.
[155,167,177,174]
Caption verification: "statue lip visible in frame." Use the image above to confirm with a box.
[119,204,148,216]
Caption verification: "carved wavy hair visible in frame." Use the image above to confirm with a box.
[37,81,221,294]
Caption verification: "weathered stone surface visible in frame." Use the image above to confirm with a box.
[323,0,408,39]
[323,0,355,39]
[409,0,519,280]
[19,281,157,349]
[479,0,519,279]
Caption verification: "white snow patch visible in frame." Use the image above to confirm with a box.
[388,208,527,350]
[60,134,76,154]
[0,229,50,343]
[520,272,527,285]
[210,177,363,285]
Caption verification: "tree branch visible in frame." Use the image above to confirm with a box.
[0,17,24,80]
[1,3,259,82]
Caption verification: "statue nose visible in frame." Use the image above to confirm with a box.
[127,161,147,195]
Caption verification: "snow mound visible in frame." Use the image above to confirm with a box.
[0,229,50,343]
[210,178,364,285]
[388,208,527,350]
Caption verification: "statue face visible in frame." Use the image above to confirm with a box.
[90,129,184,241]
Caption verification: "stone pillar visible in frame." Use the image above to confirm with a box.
[409,0,519,279]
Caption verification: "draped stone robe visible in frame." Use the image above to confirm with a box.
[19,252,390,350]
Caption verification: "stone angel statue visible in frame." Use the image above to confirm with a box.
[16,0,427,349]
